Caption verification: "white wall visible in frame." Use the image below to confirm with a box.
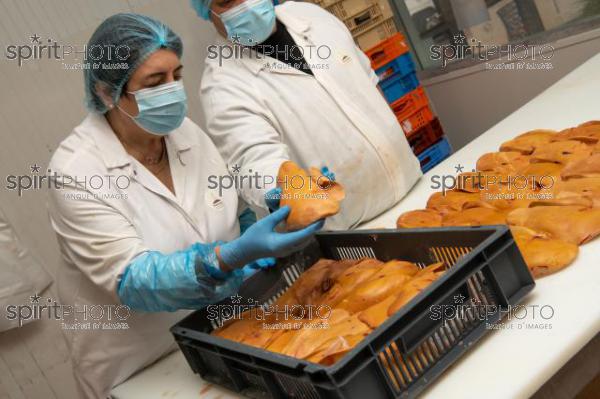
[421,28,600,150]
[0,1,215,397]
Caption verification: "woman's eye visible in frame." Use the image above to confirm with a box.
[145,78,163,88]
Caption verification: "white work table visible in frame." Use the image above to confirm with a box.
[112,54,600,399]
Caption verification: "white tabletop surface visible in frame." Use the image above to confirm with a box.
[112,54,600,399]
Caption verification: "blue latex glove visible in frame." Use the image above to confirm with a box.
[238,208,257,234]
[264,166,335,211]
[265,187,282,212]
[241,257,277,280]
[117,242,244,312]
[320,166,336,182]
[219,206,324,269]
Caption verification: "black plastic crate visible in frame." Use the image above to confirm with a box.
[171,226,534,398]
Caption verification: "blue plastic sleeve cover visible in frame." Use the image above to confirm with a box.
[117,241,243,312]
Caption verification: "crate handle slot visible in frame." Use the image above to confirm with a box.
[379,68,394,80]
[369,49,386,63]
[396,309,443,354]
[392,100,410,114]
[354,10,373,26]
[419,156,432,167]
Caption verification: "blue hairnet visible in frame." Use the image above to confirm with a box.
[84,13,183,113]
[190,0,213,20]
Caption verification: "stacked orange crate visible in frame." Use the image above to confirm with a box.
[365,33,451,171]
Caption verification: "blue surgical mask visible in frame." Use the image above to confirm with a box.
[118,80,187,135]
[217,0,276,46]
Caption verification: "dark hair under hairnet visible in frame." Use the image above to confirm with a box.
[84,13,183,113]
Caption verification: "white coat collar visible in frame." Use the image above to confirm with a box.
[80,113,130,170]
[82,113,195,170]
[275,3,311,35]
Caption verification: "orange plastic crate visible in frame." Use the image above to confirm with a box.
[400,106,434,136]
[408,118,445,155]
[365,33,409,70]
[389,87,429,121]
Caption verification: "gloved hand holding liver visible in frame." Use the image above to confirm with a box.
[218,206,324,269]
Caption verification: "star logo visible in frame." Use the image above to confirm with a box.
[30,293,41,303]
[454,164,465,174]
[453,294,466,304]
[30,163,41,174]
[230,294,242,304]
[231,164,241,174]
[231,34,241,44]
[30,33,41,44]
[453,33,467,45]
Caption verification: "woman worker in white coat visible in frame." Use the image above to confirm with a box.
[47,13,323,398]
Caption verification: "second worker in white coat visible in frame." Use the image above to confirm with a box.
[191,0,422,229]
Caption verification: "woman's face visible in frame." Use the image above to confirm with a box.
[117,49,183,117]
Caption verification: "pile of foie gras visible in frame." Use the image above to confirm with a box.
[397,120,600,278]
[213,258,446,365]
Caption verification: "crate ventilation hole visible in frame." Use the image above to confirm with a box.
[379,245,498,394]
[335,246,376,260]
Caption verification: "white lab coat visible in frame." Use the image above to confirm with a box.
[47,113,240,398]
[201,1,422,229]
